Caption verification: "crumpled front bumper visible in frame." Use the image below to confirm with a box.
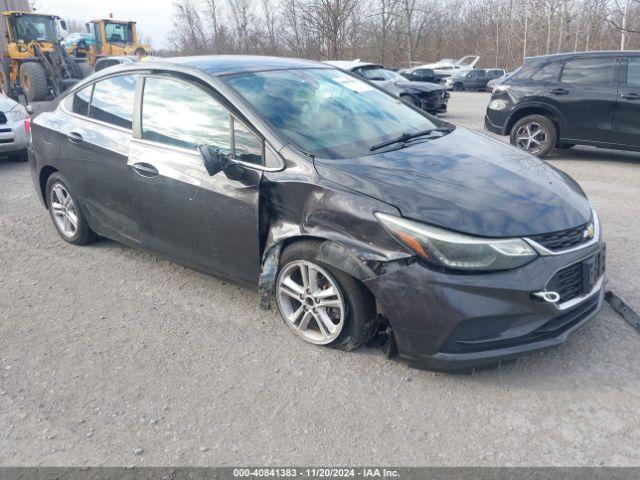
[363,241,605,371]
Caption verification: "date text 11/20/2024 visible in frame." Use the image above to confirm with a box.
[232,468,400,478]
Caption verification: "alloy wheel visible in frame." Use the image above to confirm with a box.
[50,183,78,238]
[276,260,345,345]
[515,121,548,154]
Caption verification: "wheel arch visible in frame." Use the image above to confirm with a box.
[39,165,59,208]
[506,103,565,140]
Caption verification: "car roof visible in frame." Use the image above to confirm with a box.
[324,60,382,71]
[159,55,331,76]
[526,50,640,62]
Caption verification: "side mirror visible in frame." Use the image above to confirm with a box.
[26,104,33,115]
[198,145,231,176]
[60,19,67,31]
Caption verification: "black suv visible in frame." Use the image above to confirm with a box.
[485,51,640,157]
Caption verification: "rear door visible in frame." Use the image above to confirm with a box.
[611,56,640,147]
[60,74,142,243]
[555,56,620,143]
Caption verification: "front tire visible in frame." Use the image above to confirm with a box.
[510,114,557,158]
[46,173,96,245]
[275,240,377,351]
[20,62,48,102]
[452,82,464,91]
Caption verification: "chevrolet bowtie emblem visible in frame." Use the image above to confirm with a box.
[583,224,595,240]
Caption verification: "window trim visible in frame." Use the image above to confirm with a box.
[136,73,267,168]
[61,73,137,133]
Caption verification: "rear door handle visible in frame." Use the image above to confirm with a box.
[620,93,640,100]
[66,131,83,144]
[550,88,569,95]
[131,162,159,178]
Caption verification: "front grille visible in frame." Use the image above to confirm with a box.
[0,112,7,125]
[529,224,590,251]
[547,262,584,303]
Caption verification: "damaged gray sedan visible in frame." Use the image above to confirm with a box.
[28,56,605,371]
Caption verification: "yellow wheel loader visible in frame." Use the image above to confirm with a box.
[68,18,151,68]
[0,11,90,102]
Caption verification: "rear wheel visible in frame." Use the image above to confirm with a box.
[20,62,48,102]
[46,173,96,245]
[510,114,557,158]
[275,240,377,351]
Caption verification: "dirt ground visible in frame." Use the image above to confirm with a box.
[0,92,639,466]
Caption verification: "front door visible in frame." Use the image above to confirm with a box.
[131,75,263,283]
[555,56,620,143]
[611,57,640,147]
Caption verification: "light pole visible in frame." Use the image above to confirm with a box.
[621,0,630,50]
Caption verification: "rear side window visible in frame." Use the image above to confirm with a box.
[89,75,136,129]
[627,58,640,88]
[141,76,231,151]
[561,58,617,86]
[72,85,92,116]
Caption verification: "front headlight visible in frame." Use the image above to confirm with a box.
[488,99,509,110]
[10,105,27,122]
[375,213,537,271]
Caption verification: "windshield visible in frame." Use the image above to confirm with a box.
[222,68,437,159]
[11,15,58,43]
[354,66,390,81]
[104,22,133,44]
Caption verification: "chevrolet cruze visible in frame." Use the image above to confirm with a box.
[28,56,606,371]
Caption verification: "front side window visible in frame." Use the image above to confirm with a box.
[233,120,262,164]
[89,75,136,129]
[223,68,437,159]
[72,84,92,116]
[141,77,231,152]
[627,58,640,88]
[561,58,617,86]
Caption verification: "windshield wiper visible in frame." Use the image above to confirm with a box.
[370,127,453,152]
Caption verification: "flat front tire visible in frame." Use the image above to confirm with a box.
[510,114,557,158]
[275,240,377,351]
[46,173,96,245]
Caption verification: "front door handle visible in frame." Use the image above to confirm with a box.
[131,162,159,178]
[66,131,83,144]
[620,92,640,100]
[550,88,569,95]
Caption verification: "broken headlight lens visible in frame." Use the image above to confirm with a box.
[375,212,537,272]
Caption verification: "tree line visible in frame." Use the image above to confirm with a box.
[165,0,639,69]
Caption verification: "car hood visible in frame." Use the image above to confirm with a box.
[0,95,17,112]
[313,128,592,237]
[393,80,443,92]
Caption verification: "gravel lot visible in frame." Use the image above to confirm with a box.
[1,92,640,467]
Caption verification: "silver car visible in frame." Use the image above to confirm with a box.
[0,95,29,161]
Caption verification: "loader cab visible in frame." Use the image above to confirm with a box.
[3,12,62,53]
[87,19,138,56]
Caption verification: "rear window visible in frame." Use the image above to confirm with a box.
[561,58,617,86]
[89,75,136,129]
[72,85,92,116]
[512,61,561,83]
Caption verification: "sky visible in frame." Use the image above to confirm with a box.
[37,0,176,49]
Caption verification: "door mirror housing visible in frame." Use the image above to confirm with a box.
[60,19,67,31]
[198,145,231,176]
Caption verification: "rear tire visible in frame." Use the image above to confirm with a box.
[20,62,48,102]
[276,240,377,351]
[510,114,557,158]
[400,94,418,106]
[45,173,96,245]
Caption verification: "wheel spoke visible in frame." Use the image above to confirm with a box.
[317,299,341,309]
[288,304,305,325]
[298,310,313,331]
[315,310,337,335]
[66,211,78,229]
[307,266,320,294]
[282,276,304,296]
[315,286,336,299]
